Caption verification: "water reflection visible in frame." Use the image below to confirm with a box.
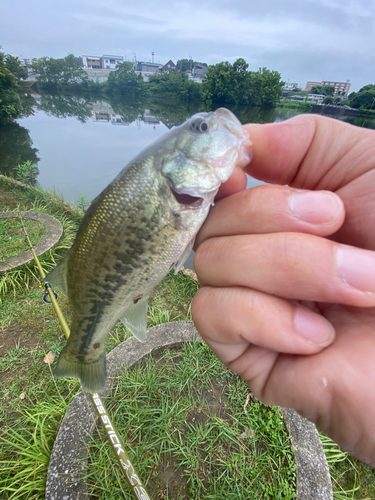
[36,91,93,123]
[0,122,39,179]
[8,91,375,198]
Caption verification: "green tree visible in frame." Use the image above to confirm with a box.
[177,59,207,72]
[105,62,145,97]
[0,121,39,178]
[358,84,375,93]
[0,51,30,121]
[256,67,284,106]
[202,59,283,107]
[349,88,375,110]
[201,61,238,103]
[30,54,88,89]
[147,71,200,101]
[310,85,335,96]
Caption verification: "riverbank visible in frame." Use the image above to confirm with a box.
[1,177,374,498]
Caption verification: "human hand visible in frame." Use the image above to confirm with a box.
[192,114,375,466]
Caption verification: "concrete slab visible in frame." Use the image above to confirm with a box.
[0,211,63,272]
[46,321,332,499]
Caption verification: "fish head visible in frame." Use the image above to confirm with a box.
[161,108,253,206]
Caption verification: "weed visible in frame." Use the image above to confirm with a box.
[87,343,296,499]
[74,193,90,212]
[13,161,39,187]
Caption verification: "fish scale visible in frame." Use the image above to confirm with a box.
[45,108,252,392]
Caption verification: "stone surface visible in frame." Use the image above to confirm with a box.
[279,407,333,499]
[0,211,63,272]
[46,321,333,499]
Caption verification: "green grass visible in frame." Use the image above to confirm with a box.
[0,218,45,261]
[87,343,296,499]
[0,174,375,499]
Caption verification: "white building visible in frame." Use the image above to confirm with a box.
[81,54,124,69]
[102,55,124,69]
[308,94,326,104]
[17,56,34,67]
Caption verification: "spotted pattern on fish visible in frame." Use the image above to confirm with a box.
[46,108,252,392]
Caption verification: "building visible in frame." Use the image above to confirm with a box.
[81,54,124,70]
[283,82,299,91]
[81,55,102,69]
[322,80,351,95]
[290,95,306,101]
[305,79,351,95]
[137,61,162,73]
[308,94,326,104]
[101,55,124,69]
[17,56,33,67]
[193,64,208,78]
[305,81,321,93]
[160,60,178,72]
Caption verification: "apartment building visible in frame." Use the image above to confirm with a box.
[305,79,351,95]
[81,55,124,70]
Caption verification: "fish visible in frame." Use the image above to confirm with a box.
[45,107,252,393]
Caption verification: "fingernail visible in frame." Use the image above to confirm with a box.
[288,191,342,224]
[336,246,375,294]
[294,305,334,345]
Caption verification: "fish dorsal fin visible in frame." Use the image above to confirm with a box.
[44,252,70,294]
[120,296,149,342]
[174,237,195,274]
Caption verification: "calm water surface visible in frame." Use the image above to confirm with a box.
[2,93,373,270]
[9,94,375,203]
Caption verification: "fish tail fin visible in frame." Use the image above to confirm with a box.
[54,346,107,393]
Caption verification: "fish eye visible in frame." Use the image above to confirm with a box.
[192,119,209,133]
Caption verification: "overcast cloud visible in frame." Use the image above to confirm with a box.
[1,0,374,91]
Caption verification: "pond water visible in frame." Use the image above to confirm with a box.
[3,93,373,204]
[2,93,374,270]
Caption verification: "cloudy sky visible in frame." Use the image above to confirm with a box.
[1,0,374,92]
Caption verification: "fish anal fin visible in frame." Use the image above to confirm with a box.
[54,345,107,393]
[120,296,149,342]
[44,253,69,294]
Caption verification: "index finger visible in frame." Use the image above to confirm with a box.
[243,115,375,191]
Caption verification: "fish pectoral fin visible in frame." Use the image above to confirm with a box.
[44,252,70,294]
[54,345,107,393]
[120,296,149,343]
[174,237,195,274]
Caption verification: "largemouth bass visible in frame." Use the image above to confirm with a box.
[45,108,252,393]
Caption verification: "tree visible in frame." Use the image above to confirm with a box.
[105,62,145,97]
[310,85,335,96]
[359,84,375,93]
[0,121,39,178]
[29,54,88,89]
[348,87,375,110]
[256,67,284,106]
[147,71,200,101]
[0,51,31,121]
[177,59,207,72]
[201,59,283,107]
[201,61,238,103]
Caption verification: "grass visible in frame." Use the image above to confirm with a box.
[0,218,45,261]
[87,343,296,499]
[0,174,375,499]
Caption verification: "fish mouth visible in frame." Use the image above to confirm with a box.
[171,188,204,207]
